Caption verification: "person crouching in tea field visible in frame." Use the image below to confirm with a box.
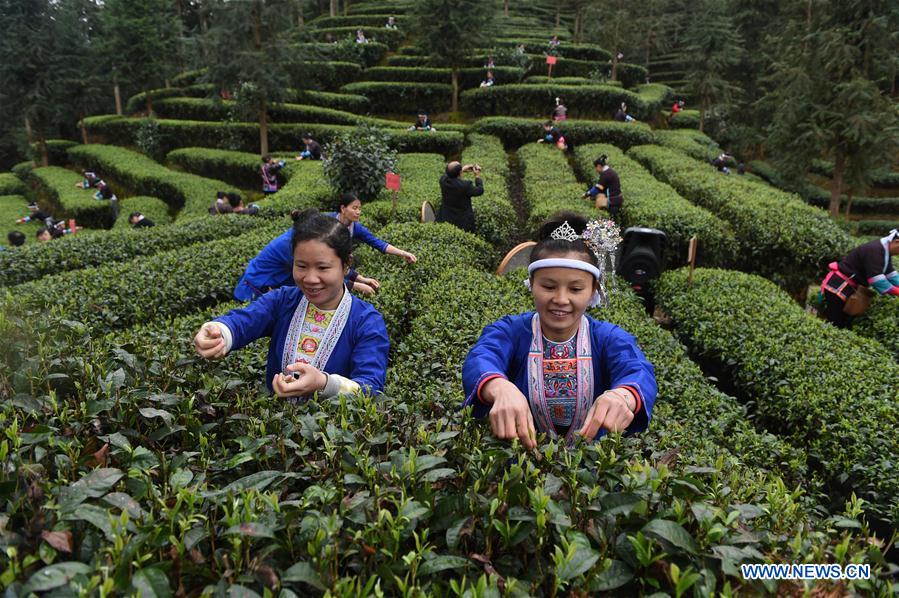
[583,154,624,221]
[328,192,418,263]
[194,210,389,398]
[462,212,657,448]
[233,211,381,301]
[820,229,899,328]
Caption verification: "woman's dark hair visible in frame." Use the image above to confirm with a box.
[543,120,553,127]
[8,230,25,246]
[225,192,242,208]
[36,226,49,238]
[290,208,354,267]
[337,191,359,210]
[594,154,608,167]
[530,211,598,268]
[262,154,272,163]
[99,184,114,200]
[129,212,142,220]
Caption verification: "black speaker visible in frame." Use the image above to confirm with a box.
[616,227,667,314]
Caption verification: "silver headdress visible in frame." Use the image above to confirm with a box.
[582,219,621,307]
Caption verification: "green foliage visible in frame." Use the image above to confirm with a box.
[655,129,722,161]
[294,41,388,68]
[125,87,196,116]
[255,161,333,217]
[492,39,611,62]
[518,143,595,232]
[0,194,39,248]
[656,267,899,524]
[668,109,702,129]
[852,296,899,363]
[525,76,591,86]
[32,139,79,166]
[67,144,238,221]
[310,14,404,28]
[574,144,737,267]
[82,116,465,157]
[628,144,853,288]
[323,124,397,201]
[309,25,405,49]
[27,166,115,229]
[9,221,283,334]
[135,118,166,162]
[0,173,25,196]
[290,89,370,113]
[411,0,494,70]
[461,134,516,249]
[0,215,264,286]
[473,117,657,149]
[167,147,264,190]
[359,66,525,88]
[340,82,454,114]
[462,84,659,120]
[111,196,172,230]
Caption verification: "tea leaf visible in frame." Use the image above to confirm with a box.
[282,561,325,590]
[23,562,91,592]
[132,567,172,598]
[419,555,470,576]
[641,519,699,555]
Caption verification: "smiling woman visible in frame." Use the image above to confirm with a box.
[193,210,389,399]
[462,211,657,447]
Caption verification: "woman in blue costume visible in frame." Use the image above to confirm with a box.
[327,192,418,262]
[462,212,657,448]
[194,210,389,397]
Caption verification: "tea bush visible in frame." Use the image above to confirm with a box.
[654,129,721,161]
[462,84,655,120]
[0,194,40,247]
[255,161,334,217]
[166,147,266,190]
[289,89,370,113]
[473,116,657,149]
[628,145,854,287]
[66,144,241,221]
[460,133,517,249]
[359,66,525,88]
[656,267,899,525]
[27,166,116,229]
[668,109,701,129]
[0,173,26,196]
[310,25,405,49]
[340,82,454,114]
[573,143,738,267]
[518,142,596,231]
[311,13,402,28]
[852,297,899,362]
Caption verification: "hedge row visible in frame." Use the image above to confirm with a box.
[0,173,26,196]
[459,133,516,249]
[668,109,701,129]
[125,85,211,115]
[518,142,595,231]
[853,297,899,362]
[66,144,238,221]
[811,159,899,189]
[853,219,899,236]
[295,42,388,68]
[491,39,610,61]
[656,268,899,524]
[573,143,738,267]
[167,147,269,190]
[32,139,79,166]
[310,26,405,49]
[81,116,466,157]
[340,81,453,114]
[310,13,402,28]
[27,166,115,229]
[0,215,266,286]
[628,145,853,287]
[152,98,379,127]
[110,196,172,230]
[359,66,525,88]
[524,76,594,86]
[461,84,657,120]
[11,221,284,334]
[655,129,721,161]
[472,116,657,150]
[255,160,334,217]
[302,60,365,90]
[290,89,370,112]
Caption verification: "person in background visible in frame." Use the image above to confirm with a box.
[538,121,567,150]
[551,97,568,123]
[36,227,53,243]
[820,230,899,328]
[462,212,656,448]
[128,212,155,228]
[385,16,398,29]
[228,192,259,215]
[234,211,379,302]
[74,171,101,189]
[583,154,624,221]
[515,43,526,55]
[296,133,323,161]
[210,191,231,214]
[480,71,496,88]
[548,35,561,47]
[328,192,417,263]
[711,152,732,174]
[194,210,390,400]
[614,102,636,123]
[409,111,436,132]
[437,161,483,233]
[94,181,117,201]
[484,55,495,69]
[17,202,53,224]
[355,29,368,43]
[670,99,684,114]
[7,230,25,247]
[262,155,286,194]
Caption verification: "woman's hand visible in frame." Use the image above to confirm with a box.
[353,281,376,296]
[356,275,381,291]
[272,362,328,398]
[577,388,635,439]
[399,250,417,264]
[194,323,228,359]
[482,378,537,449]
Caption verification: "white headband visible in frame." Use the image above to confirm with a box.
[528,258,601,280]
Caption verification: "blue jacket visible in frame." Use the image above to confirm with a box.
[462,313,657,438]
[215,286,389,394]
[234,229,294,302]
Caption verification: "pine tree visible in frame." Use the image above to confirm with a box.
[762,0,899,218]
[413,0,494,113]
[198,0,308,156]
[682,0,744,132]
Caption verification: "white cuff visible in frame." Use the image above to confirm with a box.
[321,373,360,398]
[205,321,233,354]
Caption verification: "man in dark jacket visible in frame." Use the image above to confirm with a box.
[437,161,484,233]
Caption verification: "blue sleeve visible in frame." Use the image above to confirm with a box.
[349,307,390,394]
[462,316,517,418]
[600,325,658,435]
[354,221,389,253]
[887,271,899,286]
[214,289,283,352]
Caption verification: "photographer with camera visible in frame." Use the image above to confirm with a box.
[437,161,484,233]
